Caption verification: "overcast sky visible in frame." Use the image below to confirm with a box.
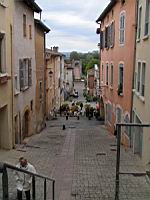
[35,0,110,52]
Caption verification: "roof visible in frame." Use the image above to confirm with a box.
[96,0,117,23]
[34,19,50,33]
[24,0,42,13]
[46,48,65,58]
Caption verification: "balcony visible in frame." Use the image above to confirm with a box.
[0,73,9,85]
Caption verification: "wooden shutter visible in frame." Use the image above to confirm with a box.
[100,31,103,49]
[28,58,32,86]
[19,59,24,91]
[105,27,108,48]
[112,22,115,47]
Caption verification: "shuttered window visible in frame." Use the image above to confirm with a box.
[119,12,125,45]
[28,59,32,86]
[144,0,150,36]
[19,58,32,91]
[19,59,24,90]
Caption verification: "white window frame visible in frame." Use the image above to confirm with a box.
[141,62,146,97]
[137,61,141,93]
[144,0,150,36]
[110,63,114,87]
[118,63,124,94]
[0,32,6,74]
[101,63,104,82]
[119,11,126,45]
[106,63,109,85]
[137,6,142,40]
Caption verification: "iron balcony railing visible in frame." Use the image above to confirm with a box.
[0,162,55,200]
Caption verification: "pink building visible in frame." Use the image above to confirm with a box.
[96,0,136,145]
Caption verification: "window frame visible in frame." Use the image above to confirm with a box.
[118,63,124,94]
[0,32,6,73]
[137,6,142,40]
[23,14,27,38]
[119,11,126,45]
[144,0,150,36]
[106,63,109,85]
[110,63,114,87]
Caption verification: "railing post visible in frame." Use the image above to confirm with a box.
[115,124,121,200]
[44,178,47,200]
[1,164,9,200]
[32,176,35,200]
[52,180,55,200]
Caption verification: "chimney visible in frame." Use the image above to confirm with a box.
[53,46,59,52]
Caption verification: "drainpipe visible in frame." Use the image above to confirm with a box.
[129,1,138,147]
[130,1,138,124]
[97,22,101,118]
[44,32,46,120]
[10,24,14,148]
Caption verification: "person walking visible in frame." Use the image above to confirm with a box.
[80,102,83,110]
[15,157,36,200]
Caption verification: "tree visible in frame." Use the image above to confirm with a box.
[70,51,80,60]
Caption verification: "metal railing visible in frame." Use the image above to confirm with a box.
[115,123,150,200]
[0,162,55,200]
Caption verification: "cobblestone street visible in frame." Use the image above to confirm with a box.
[0,114,150,200]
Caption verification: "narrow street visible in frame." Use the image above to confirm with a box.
[0,82,150,200]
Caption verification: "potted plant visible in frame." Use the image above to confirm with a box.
[118,83,123,95]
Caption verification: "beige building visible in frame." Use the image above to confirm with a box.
[132,0,150,165]
[34,19,50,133]
[45,47,64,118]
[13,0,42,144]
[0,0,13,149]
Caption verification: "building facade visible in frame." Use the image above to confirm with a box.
[34,19,50,133]
[72,60,82,81]
[45,47,64,118]
[96,0,136,146]
[0,0,13,149]
[13,0,42,144]
[87,68,95,96]
[132,0,150,164]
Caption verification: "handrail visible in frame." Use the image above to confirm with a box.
[4,162,54,182]
[0,162,55,200]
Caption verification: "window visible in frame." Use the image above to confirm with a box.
[141,63,146,96]
[110,64,114,86]
[118,63,124,94]
[137,7,142,40]
[106,103,112,123]
[137,62,141,92]
[110,21,115,47]
[39,81,42,99]
[30,100,33,111]
[106,63,109,85]
[101,64,104,82]
[124,114,130,136]
[119,12,125,45]
[134,72,137,89]
[116,107,122,123]
[144,0,150,36]
[100,31,105,49]
[29,25,32,39]
[0,33,6,73]
[19,58,32,91]
[15,75,18,90]
[23,14,27,37]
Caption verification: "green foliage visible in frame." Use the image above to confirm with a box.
[70,51,80,60]
[69,50,99,75]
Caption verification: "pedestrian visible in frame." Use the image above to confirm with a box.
[80,102,83,110]
[15,157,36,200]
[114,125,117,143]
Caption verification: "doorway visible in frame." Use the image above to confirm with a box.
[23,110,29,139]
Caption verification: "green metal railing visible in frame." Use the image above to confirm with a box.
[0,162,55,200]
